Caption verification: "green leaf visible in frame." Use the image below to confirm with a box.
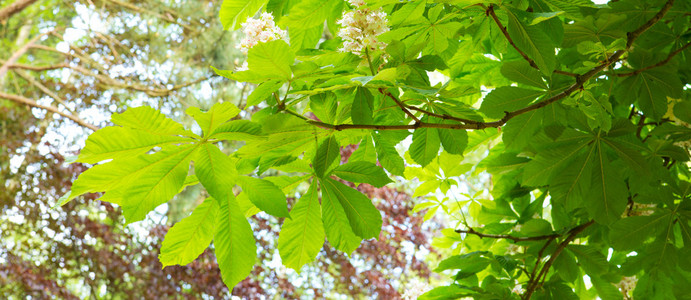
[419,284,476,300]
[237,176,290,218]
[521,130,590,186]
[219,0,268,30]
[119,144,200,223]
[77,127,193,164]
[111,106,193,137]
[480,87,544,119]
[159,197,219,267]
[310,92,338,124]
[568,245,609,276]
[352,87,374,125]
[609,213,672,250]
[186,102,241,136]
[214,195,256,290]
[247,80,283,107]
[617,69,682,121]
[500,60,547,89]
[332,161,392,188]
[247,40,294,81]
[350,136,377,163]
[320,180,362,253]
[278,184,325,271]
[434,252,491,273]
[504,7,557,75]
[410,127,440,167]
[437,127,468,155]
[553,251,579,283]
[279,0,337,28]
[373,133,405,176]
[194,143,238,204]
[321,178,382,240]
[209,120,264,141]
[585,140,627,224]
[591,276,624,300]
[502,109,544,151]
[313,135,340,178]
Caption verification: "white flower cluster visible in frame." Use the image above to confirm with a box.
[337,0,389,55]
[401,280,431,300]
[238,12,287,54]
[615,276,637,294]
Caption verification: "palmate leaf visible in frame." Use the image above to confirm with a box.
[186,102,241,136]
[278,184,325,271]
[321,178,382,240]
[215,194,257,290]
[609,212,672,250]
[159,197,219,267]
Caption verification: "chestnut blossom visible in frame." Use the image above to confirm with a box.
[337,1,389,55]
[238,12,287,54]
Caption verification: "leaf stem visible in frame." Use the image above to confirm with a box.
[364,48,376,76]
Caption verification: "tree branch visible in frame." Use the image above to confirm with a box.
[522,220,595,300]
[0,92,99,131]
[0,30,53,79]
[455,227,559,242]
[615,41,691,77]
[0,0,38,23]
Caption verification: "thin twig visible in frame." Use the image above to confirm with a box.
[523,220,595,300]
[378,88,421,124]
[0,92,99,131]
[615,41,691,77]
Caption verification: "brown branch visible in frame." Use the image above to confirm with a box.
[6,62,69,71]
[455,227,560,242]
[615,41,691,77]
[12,68,75,114]
[0,30,53,79]
[523,220,595,300]
[0,92,99,131]
[0,0,38,22]
[485,4,577,77]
